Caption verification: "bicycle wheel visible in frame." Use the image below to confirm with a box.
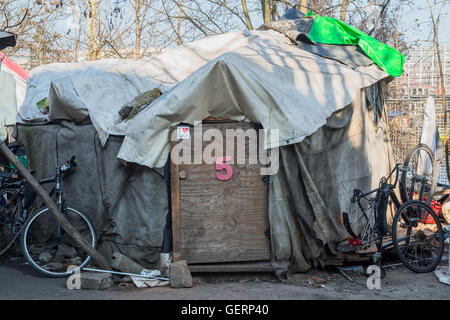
[0,188,22,255]
[399,143,438,205]
[20,206,96,278]
[392,200,445,273]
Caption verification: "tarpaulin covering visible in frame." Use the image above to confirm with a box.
[269,86,394,277]
[17,122,167,267]
[18,31,262,144]
[18,29,389,162]
[115,30,389,168]
[305,12,405,77]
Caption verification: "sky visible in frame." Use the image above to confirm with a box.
[401,1,450,46]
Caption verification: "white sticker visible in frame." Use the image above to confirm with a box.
[177,126,190,139]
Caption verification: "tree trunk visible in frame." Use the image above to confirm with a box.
[426,0,449,182]
[241,0,253,30]
[298,0,308,14]
[340,0,349,22]
[176,0,184,45]
[75,19,81,62]
[135,0,141,58]
[261,0,271,23]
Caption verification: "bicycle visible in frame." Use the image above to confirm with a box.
[0,156,96,277]
[342,158,445,274]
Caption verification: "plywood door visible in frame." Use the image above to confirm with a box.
[171,122,270,264]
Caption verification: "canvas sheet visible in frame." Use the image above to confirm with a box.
[18,30,389,169]
[117,31,388,168]
[269,88,395,277]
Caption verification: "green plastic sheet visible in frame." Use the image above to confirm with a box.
[305,12,404,77]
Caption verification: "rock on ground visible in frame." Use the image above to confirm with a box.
[80,272,113,290]
[67,256,82,265]
[56,244,78,259]
[38,252,52,263]
[170,260,193,288]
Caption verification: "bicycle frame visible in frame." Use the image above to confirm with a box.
[346,164,410,253]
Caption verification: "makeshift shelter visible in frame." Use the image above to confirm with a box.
[15,13,400,277]
[0,32,28,141]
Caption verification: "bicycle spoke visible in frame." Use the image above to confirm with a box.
[393,200,445,273]
[21,206,96,277]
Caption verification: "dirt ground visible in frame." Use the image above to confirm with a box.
[0,256,449,300]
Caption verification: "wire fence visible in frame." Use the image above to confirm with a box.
[386,96,450,185]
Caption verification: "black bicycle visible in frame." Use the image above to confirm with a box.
[342,150,445,274]
[0,156,96,277]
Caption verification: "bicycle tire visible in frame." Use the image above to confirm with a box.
[399,143,438,205]
[20,206,96,278]
[0,188,23,255]
[392,200,445,273]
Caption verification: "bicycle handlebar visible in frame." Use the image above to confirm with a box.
[37,156,77,184]
[60,156,77,173]
[352,163,410,201]
[386,164,410,189]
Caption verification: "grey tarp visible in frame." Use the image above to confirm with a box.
[269,86,394,278]
[17,30,389,156]
[16,122,167,267]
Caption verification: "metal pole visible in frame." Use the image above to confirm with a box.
[82,267,169,281]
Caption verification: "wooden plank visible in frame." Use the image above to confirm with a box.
[323,259,344,266]
[343,253,372,262]
[170,127,182,262]
[189,261,273,273]
[175,122,270,264]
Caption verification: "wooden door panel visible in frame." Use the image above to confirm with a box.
[172,122,270,264]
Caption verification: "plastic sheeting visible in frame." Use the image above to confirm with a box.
[306,13,405,77]
[0,71,17,139]
[0,53,27,140]
[418,96,437,175]
[16,122,167,268]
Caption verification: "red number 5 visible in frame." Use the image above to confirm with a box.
[216,156,233,181]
